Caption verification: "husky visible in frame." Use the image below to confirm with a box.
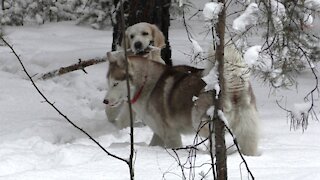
[104,47,260,156]
[104,51,209,148]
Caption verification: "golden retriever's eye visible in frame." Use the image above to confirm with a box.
[142,31,149,36]
[130,34,134,39]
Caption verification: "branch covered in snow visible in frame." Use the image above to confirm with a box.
[232,3,260,33]
[203,2,223,22]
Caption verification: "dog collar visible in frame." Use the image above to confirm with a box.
[130,75,147,104]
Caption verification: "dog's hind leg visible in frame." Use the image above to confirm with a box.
[233,105,260,156]
[149,130,182,148]
[149,133,165,147]
[164,129,182,148]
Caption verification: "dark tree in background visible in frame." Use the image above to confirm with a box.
[112,0,172,66]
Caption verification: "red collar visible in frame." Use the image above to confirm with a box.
[130,75,147,104]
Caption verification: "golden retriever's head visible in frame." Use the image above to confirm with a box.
[122,22,165,54]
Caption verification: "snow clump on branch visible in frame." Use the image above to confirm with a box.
[203,2,223,22]
[232,3,260,33]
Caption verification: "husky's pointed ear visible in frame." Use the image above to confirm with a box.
[150,24,166,48]
[121,28,130,50]
[107,51,125,67]
[107,51,116,63]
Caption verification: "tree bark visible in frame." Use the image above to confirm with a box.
[214,0,227,179]
[112,0,172,66]
[1,0,4,10]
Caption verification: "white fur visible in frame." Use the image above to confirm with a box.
[205,45,260,156]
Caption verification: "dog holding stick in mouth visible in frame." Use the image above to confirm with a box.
[104,22,167,128]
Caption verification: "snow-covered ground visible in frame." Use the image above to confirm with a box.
[0,21,320,180]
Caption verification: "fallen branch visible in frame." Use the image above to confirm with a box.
[39,57,106,80]
[38,47,159,80]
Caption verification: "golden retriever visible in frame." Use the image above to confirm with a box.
[121,22,166,64]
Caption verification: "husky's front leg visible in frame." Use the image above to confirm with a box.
[105,102,135,129]
[105,103,122,125]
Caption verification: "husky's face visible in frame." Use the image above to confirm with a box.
[104,77,129,107]
[104,51,134,107]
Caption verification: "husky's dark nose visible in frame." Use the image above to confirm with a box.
[134,41,142,50]
[103,99,109,105]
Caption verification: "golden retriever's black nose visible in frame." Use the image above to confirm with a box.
[134,41,142,50]
[103,99,109,104]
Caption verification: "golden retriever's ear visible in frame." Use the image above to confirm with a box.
[150,24,166,48]
[121,30,130,50]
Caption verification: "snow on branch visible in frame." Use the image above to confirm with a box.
[190,38,204,61]
[202,65,220,96]
[203,2,223,22]
[244,45,262,67]
[305,0,320,11]
[232,3,260,33]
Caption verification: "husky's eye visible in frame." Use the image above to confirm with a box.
[113,82,119,87]
[142,31,149,36]
[130,34,134,39]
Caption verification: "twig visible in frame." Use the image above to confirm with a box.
[119,0,135,179]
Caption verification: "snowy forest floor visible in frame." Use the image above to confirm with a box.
[0,20,320,180]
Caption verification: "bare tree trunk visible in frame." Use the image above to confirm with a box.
[1,0,4,10]
[112,0,172,66]
[213,0,227,179]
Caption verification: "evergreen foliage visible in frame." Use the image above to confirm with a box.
[0,0,112,28]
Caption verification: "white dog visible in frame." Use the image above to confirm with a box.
[105,22,166,128]
[203,45,260,156]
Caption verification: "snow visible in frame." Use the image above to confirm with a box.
[202,2,223,21]
[292,102,313,120]
[0,20,320,180]
[232,3,259,33]
[218,110,229,128]
[305,0,320,11]
[202,66,219,95]
[244,45,262,67]
[190,38,204,61]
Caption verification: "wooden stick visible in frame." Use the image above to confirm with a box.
[38,57,106,80]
